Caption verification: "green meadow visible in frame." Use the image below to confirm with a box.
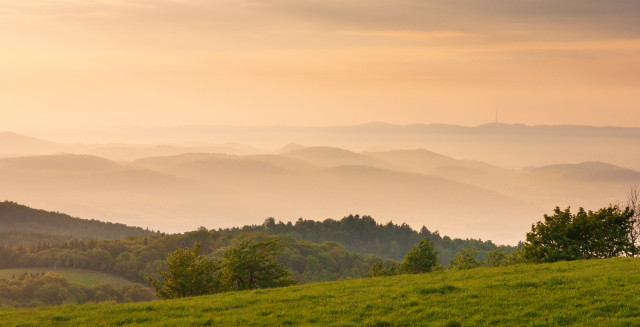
[1,257,639,326]
[0,268,141,289]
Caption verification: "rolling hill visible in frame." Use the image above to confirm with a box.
[0,132,59,156]
[531,161,640,183]
[2,258,638,326]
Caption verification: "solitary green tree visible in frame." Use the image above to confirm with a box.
[221,238,295,290]
[147,243,222,299]
[401,238,438,273]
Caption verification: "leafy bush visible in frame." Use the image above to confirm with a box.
[449,248,482,270]
[522,205,636,263]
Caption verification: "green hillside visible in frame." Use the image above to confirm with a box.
[2,258,639,326]
[0,201,155,240]
[0,268,142,289]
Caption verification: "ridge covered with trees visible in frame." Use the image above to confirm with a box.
[239,215,515,265]
[0,201,155,241]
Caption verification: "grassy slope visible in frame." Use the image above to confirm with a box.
[2,258,640,326]
[0,268,141,289]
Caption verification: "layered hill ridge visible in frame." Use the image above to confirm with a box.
[0,133,638,244]
[0,132,58,155]
[531,161,640,182]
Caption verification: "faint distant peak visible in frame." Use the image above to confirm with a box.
[281,145,359,156]
[535,161,630,172]
[276,143,306,153]
[531,161,640,183]
[359,121,398,127]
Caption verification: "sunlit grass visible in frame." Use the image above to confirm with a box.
[0,268,141,289]
[2,258,639,326]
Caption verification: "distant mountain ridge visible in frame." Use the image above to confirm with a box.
[12,122,640,146]
[531,161,640,183]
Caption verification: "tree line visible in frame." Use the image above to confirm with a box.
[0,230,388,286]
[232,214,514,265]
[0,201,513,266]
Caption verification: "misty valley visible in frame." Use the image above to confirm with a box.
[1,124,640,326]
[2,124,640,245]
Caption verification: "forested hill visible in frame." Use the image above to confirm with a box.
[0,201,155,240]
[233,215,518,265]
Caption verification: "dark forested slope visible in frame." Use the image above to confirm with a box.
[0,201,155,240]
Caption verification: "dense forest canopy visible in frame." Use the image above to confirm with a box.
[237,215,516,265]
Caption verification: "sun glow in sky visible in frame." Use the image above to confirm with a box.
[1,0,639,131]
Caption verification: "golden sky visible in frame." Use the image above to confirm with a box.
[1,0,639,131]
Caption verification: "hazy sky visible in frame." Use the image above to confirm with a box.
[1,0,640,131]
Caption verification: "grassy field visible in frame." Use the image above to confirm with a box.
[1,258,639,326]
[0,268,141,289]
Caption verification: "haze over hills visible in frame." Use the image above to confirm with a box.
[13,122,640,170]
[1,125,638,245]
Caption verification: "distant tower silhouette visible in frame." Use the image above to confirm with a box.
[495,110,498,123]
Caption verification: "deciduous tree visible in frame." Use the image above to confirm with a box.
[147,243,222,299]
[222,239,294,290]
[400,238,438,273]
